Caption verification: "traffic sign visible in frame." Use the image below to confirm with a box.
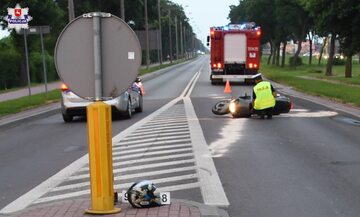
[54,13,142,99]
[19,26,50,97]
[19,26,50,35]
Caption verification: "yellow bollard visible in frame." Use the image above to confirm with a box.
[85,101,121,214]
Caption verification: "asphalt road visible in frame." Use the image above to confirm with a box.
[0,57,206,211]
[1,55,360,217]
[191,60,360,216]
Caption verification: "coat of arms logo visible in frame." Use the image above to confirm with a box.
[4,4,33,33]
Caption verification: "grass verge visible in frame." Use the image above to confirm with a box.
[261,58,360,107]
[0,90,61,117]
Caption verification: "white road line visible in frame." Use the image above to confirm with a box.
[35,175,199,204]
[113,147,193,161]
[52,166,197,193]
[183,74,230,206]
[70,166,196,184]
[78,153,194,172]
[114,166,196,181]
[132,125,189,134]
[126,125,189,135]
[126,158,195,173]
[113,143,192,155]
[138,122,188,130]
[115,158,195,173]
[149,116,187,121]
[113,138,191,149]
[114,153,193,166]
[180,71,200,98]
[144,118,188,124]
[123,131,189,140]
[142,120,187,127]
[126,126,189,138]
[68,157,195,181]
[116,135,190,145]
[146,118,188,124]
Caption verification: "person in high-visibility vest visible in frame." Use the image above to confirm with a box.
[252,75,276,119]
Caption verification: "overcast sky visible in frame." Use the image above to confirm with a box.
[0,29,9,39]
[171,0,239,46]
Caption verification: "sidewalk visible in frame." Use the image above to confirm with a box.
[0,82,62,103]
[9,198,227,217]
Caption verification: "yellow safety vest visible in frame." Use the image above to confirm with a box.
[253,81,275,110]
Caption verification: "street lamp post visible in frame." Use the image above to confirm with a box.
[68,0,75,21]
[145,0,150,69]
[23,31,31,96]
[168,8,173,63]
[158,0,163,64]
[180,21,183,59]
[183,25,186,59]
[120,0,125,20]
[175,16,179,60]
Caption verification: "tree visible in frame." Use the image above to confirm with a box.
[0,0,66,87]
[301,0,342,75]
[336,0,360,78]
[0,37,20,89]
[229,0,278,65]
[276,0,312,66]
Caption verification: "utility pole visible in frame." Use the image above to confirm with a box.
[39,27,48,98]
[168,9,173,63]
[145,0,150,69]
[23,31,31,96]
[68,0,75,21]
[183,26,186,59]
[157,0,163,64]
[175,16,179,60]
[120,0,125,20]
[180,21,183,59]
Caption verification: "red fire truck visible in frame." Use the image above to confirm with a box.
[207,23,262,84]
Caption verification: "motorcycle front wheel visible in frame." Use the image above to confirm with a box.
[212,99,231,115]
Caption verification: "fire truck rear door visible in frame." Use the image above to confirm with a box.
[224,33,247,64]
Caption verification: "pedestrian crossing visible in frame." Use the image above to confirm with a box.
[32,102,201,205]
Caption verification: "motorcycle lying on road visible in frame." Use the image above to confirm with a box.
[212,93,292,118]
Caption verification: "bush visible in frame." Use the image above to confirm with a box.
[29,51,59,83]
[289,56,303,66]
[0,37,21,90]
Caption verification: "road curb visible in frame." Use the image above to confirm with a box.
[173,199,229,217]
[0,103,60,131]
[6,198,228,217]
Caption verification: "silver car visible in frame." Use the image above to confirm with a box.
[60,78,144,122]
